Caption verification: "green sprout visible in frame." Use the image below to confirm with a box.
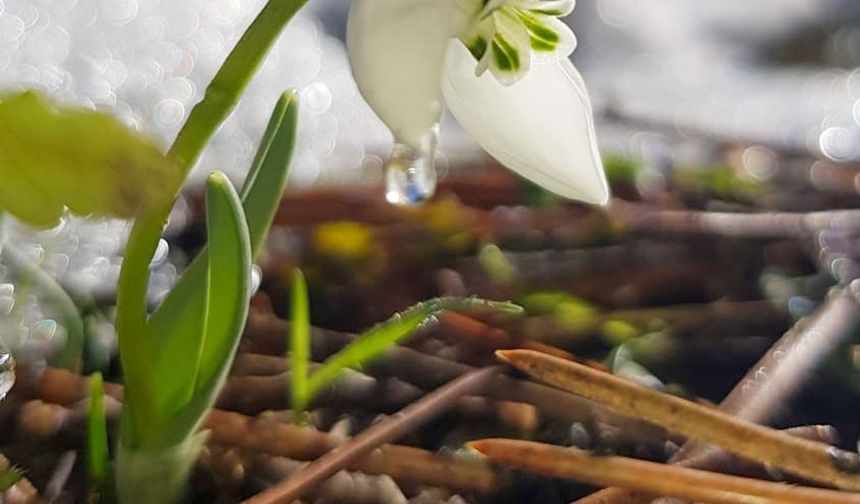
[0,464,21,493]
[115,92,299,503]
[287,283,523,416]
[86,372,109,491]
[289,269,311,418]
[0,0,309,500]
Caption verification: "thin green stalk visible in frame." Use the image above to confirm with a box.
[167,0,310,169]
[87,372,109,489]
[289,269,311,416]
[304,298,523,404]
[115,0,309,441]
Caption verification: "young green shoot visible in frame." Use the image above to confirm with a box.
[292,297,523,415]
[0,51,300,504]
[86,372,109,491]
[289,269,311,417]
[0,464,21,492]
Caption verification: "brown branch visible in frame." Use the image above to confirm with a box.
[250,456,410,504]
[243,310,663,447]
[19,397,499,495]
[677,287,860,458]
[208,409,496,494]
[470,439,860,504]
[497,349,860,491]
[520,300,788,347]
[242,366,501,504]
[576,286,860,504]
[573,425,842,504]
[613,200,860,238]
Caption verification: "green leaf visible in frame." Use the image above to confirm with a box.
[142,93,296,434]
[289,269,311,415]
[0,91,178,228]
[86,372,109,488]
[304,297,522,403]
[0,465,21,492]
[194,172,252,393]
[153,171,251,446]
[240,90,299,254]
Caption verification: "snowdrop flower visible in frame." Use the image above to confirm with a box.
[347,0,609,205]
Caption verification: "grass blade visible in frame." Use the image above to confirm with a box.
[304,297,522,406]
[496,349,860,491]
[289,269,311,415]
[86,372,109,488]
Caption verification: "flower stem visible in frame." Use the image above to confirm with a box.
[115,0,309,445]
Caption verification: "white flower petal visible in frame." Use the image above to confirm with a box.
[510,0,576,17]
[346,0,459,148]
[442,41,609,205]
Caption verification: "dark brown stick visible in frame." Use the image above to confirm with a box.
[244,309,663,446]
[580,286,860,504]
[19,397,498,494]
[471,439,860,504]
[676,287,860,459]
[498,350,860,490]
[615,201,860,238]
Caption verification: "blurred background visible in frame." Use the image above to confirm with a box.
[1,0,859,360]
[0,0,858,186]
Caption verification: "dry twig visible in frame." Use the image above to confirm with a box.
[19,396,498,495]
[243,366,501,504]
[470,438,860,504]
[579,285,860,504]
[497,349,860,491]
[243,311,663,446]
[615,201,860,238]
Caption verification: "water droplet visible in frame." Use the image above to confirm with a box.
[384,129,439,206]
[150,238,169,266]
[0,345,15,401]
[250,265,262,295]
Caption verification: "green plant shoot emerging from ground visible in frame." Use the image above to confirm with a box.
[0,0,605,501]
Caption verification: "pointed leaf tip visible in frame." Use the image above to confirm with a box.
[207,170,231,188]
[495,349,516,364]
[443,45,610,205]
[465,440,489,455]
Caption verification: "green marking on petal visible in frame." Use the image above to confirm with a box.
[530,38,556,51]
[492,36,519,72]
[517,10,560,51]
[466,36,489,60]
[457,0,575,83]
